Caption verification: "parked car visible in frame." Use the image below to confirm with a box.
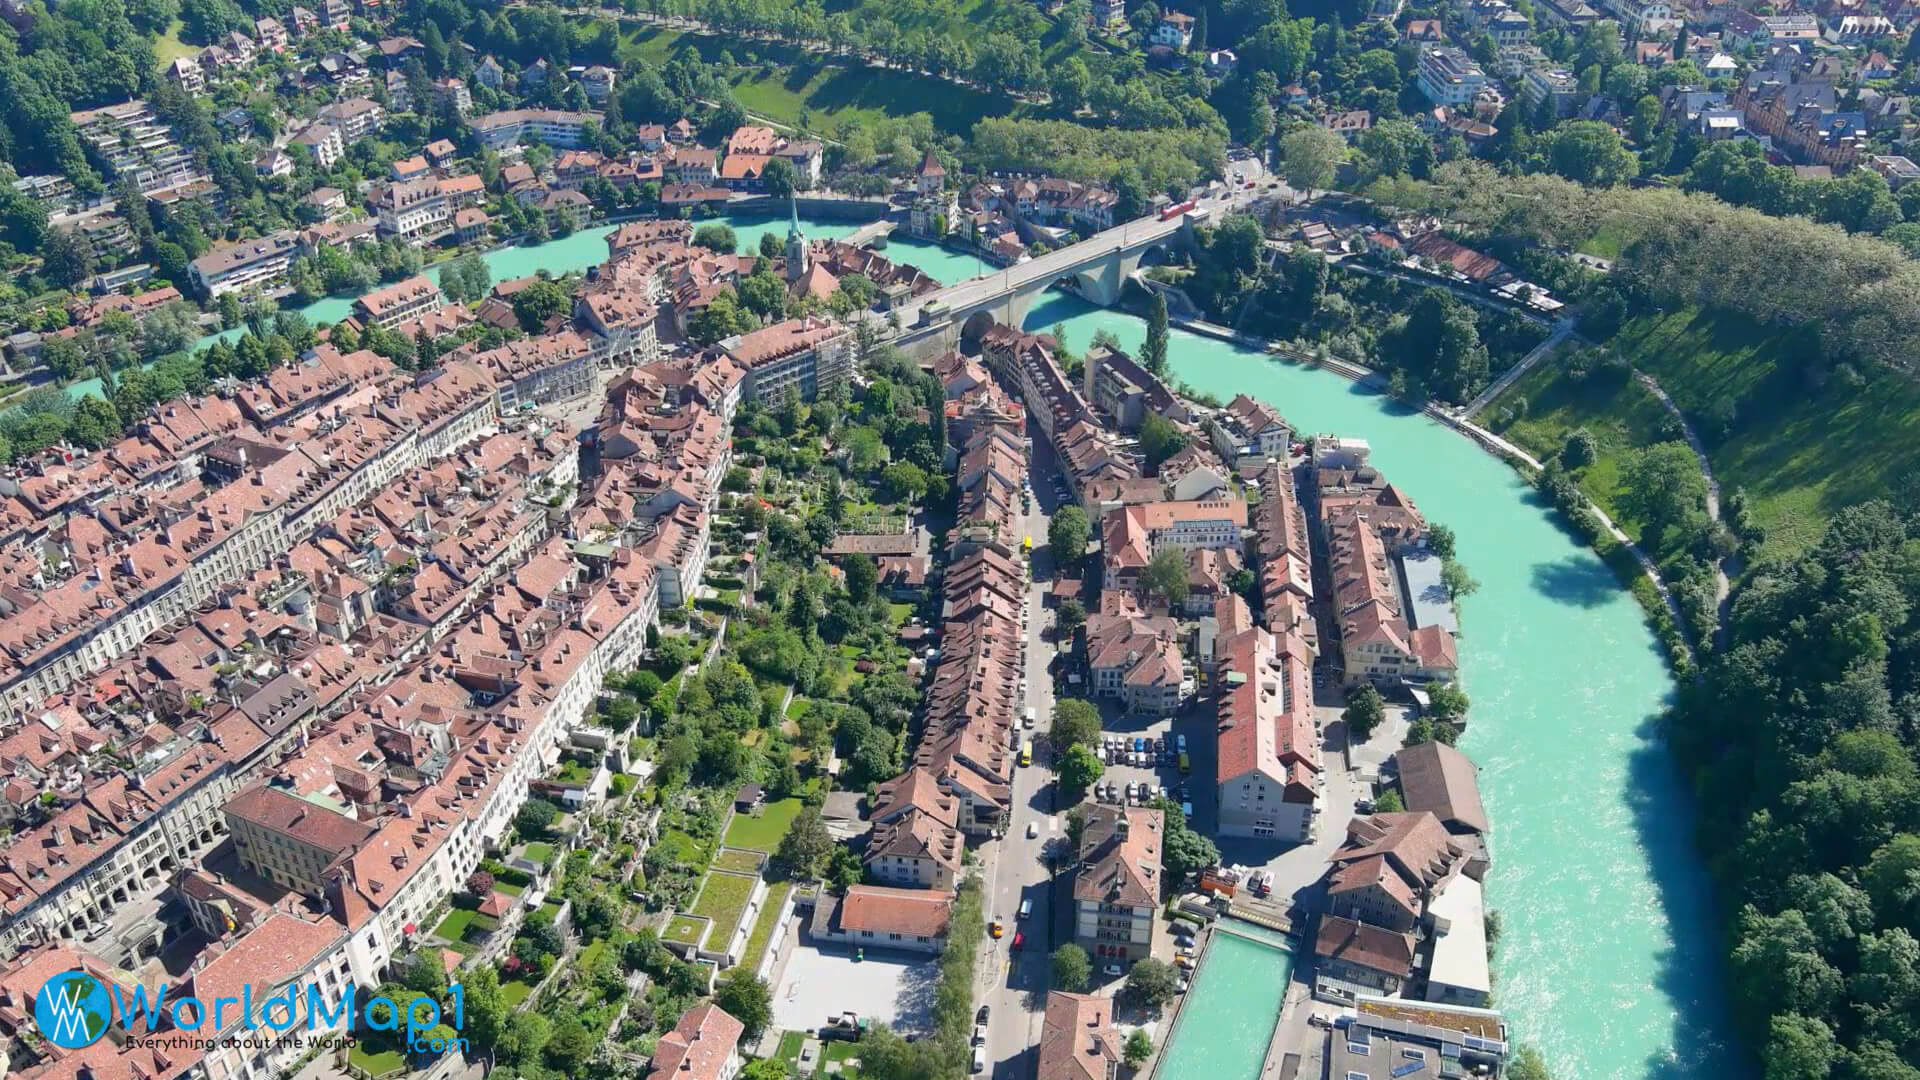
[1104,963,1125,977]
[977,1005,991,1025]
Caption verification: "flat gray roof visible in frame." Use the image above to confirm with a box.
[1398,549,1459,634]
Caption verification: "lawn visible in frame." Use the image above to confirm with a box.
[743,879,794,969]
[777,1030,806,1063]
[493,880,525,897]
[664,913,710,947]
[715,848,765,873]
[433,908,479,942]
[154,18,200,65]
[349,1043,407,1075]
[659,828,716,866]
[887,602,916,626]
[521,841,555,867]
[724,797,803,853]
[500,978,536,1008]
[1495,306,1920,562]
[618,26,1015,135]
[578,938,609,971]
[691,870,760,952]
[773,1030,865,1071]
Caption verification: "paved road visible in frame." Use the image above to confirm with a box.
[1459,317,1576,418]
[977,426,1070,1079]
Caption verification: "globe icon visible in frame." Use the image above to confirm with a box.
[34,970,112,1049]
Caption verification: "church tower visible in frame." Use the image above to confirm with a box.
[784,193,809,283]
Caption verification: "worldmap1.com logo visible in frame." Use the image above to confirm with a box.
[33,968,470,1056]
[34,969,112,1049]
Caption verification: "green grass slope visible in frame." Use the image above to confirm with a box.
[1491,306,1920,562]
[620,26,1018,135]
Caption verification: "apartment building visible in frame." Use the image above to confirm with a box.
[652,1004,745,1080]
[1215,623,1320,842]
[1083,613,1183,713]
[471,331,599,411]
[1325,811,1473,932]
[472,109,601,149]
[290,121,345,169]
[1417,46,1488,107]
[1072,805,1162,963]
[71,100,211,198]
[187,230,301,298]
[225,784,378,896]
[1038,992,1123,1080]
[372,174,479,244]
[723,317,853,405]
[1082,343,1189,433]
[316,97,385,141]
[865,768,964,890]
[166,56,206,94]
[353,274,443,329]
[636,503,709,608]
[1522,67,1582,116]
[1208,393,1291,464]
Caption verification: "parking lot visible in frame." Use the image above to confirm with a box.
[769,932,937,1038]
[1089,716,1196,818]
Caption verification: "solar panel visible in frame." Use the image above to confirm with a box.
[1391,1062,1428,1078]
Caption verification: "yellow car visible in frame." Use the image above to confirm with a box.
[989,919,1006,939]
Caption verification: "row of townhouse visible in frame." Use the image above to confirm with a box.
[978,324,1142,514]
[1311,439,1459,689]
[0,406,513,952]
[884,410,1033,845]
[0,440,662,1080]
[0,358,501,715]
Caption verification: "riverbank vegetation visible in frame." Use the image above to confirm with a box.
[1195,227,1546,407]
[1671,502,1920,1080]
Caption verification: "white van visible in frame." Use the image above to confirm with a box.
[1023,706,1037,729]
[1018,898,1033,919]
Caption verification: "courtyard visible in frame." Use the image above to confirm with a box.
[770,930,938,1038]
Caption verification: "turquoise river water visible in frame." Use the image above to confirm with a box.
[60,214,1740,1078]
[1021,293,1741,1080]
